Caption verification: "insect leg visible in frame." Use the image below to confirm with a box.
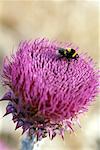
[66,59,70,71]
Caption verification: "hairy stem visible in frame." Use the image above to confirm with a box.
[20,134,35,150]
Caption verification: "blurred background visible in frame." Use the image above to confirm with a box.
[0,0,100,150]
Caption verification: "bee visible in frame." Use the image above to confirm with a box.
[58,47,79,61]
[58,47,79,70]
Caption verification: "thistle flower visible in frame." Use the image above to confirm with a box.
[0,38,99,142]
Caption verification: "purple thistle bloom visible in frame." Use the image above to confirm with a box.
[0,38,99,141]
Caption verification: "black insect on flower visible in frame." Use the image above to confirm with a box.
[58,47,79,61]
[58,47,79,70]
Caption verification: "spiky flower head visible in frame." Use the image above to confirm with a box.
[0,38,99,141]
